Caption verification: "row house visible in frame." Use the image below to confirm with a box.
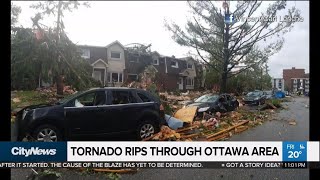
[79,41,126,87]
[78,41,203,91]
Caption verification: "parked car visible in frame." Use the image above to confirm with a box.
[13,87,165,142]
[185,93,239,115]
[243,90,266,105]
[264,90,274,100]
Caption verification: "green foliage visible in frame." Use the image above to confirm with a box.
[107,173,121,180]
[147,83,158,97]
[11,91,49,110]
[11,27,97,91]
[164,103,173,116]
[173,89,181,96]
[271,99,281,108]
[11,1,94,91]
[38,169,62,179]
[11,3,21,27]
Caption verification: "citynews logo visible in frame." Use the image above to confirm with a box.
[11,147,57,157]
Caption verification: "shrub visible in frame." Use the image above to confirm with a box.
[271,99,281,108]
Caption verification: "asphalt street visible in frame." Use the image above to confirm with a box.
[11,96,310,180]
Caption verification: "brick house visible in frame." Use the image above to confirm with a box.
[283,67,305,92]
[78,41,203,91]
[291,78,309,93]
[125,50,202,91]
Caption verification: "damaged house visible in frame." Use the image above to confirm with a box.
[78,41,204,91]
[78,41,126,87]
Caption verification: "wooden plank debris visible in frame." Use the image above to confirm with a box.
[206,120,249,139]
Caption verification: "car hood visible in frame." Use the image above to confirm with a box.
[18,103,62,119]
[187,102,215,108]
[243,96,260,101]
[20,104,54,112]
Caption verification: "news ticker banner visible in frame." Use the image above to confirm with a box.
[1,162,316,169]
[0,141,319,164]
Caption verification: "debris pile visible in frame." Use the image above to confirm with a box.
[36,85,76,96]
[144,126,182,141]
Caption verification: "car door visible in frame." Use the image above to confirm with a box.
[226,94,238,110]
[218,95,228,113]
[222,94,232,111]
[102,90,140,134]
[64,90,107,138]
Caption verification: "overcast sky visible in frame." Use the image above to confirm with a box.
[12,1,309,78]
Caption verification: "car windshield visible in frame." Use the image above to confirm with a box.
[56,91,83,104]
[195,94,219,103]
[247,91,262,96]
[265,91,272,95]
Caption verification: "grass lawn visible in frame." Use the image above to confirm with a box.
[11,91,51,110]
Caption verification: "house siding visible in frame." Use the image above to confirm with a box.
[107,44,126,72]
[78,41,203,91]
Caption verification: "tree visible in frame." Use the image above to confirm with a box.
[30,1,90,95]
[165,1,301,93]
[11,3,21,27]
[11,27,99,91]
[11,1,99,92]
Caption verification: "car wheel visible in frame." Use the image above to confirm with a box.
[32,124,62,142]
[137,121,159,140]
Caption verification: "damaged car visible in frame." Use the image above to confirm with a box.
[243,90,266,105]
[13,87,165,142]
[185,93,239,115]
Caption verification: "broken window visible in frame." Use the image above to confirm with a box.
[186,78,194,86]
[111,91,136,104]
[94,91,107,105]
[119,73,123,82]
[128,74,138,82]
[81,49,90,59]
[110,72,123,82]
[171,60,178,68]
[111,51,121,59]
[112,73,119,82]
[153,58,159,65]
[137,92,151,102]
[75,92,95,107]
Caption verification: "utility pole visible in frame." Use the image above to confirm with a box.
[56,1,64,95]
[221,0,230,93]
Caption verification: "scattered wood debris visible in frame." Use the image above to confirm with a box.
[288,120,297,126]
[12,98,21,103]
[206,120,249,140]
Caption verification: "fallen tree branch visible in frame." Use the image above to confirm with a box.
[207,133,229,141]
[180,133,201,139]
[176,125,199,133]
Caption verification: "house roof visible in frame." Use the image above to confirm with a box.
[77,44,105,48]
[91,59,108,67]
[106,40,125,49]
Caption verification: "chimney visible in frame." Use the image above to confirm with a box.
[292,67,295,69]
